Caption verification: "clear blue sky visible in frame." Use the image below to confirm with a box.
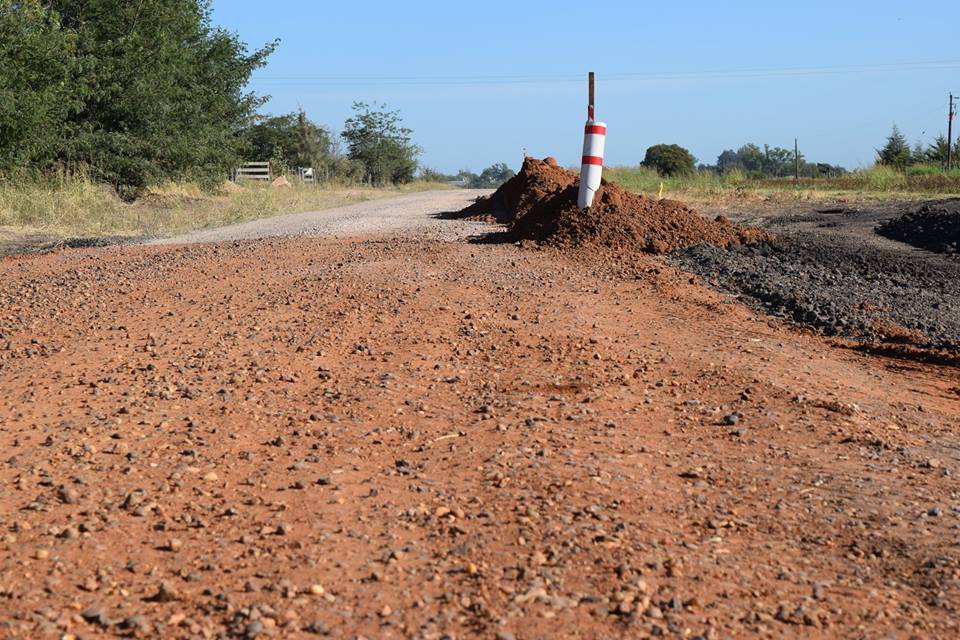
[212,1,960,173]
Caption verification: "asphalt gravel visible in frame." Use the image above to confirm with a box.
[673,200,960,351]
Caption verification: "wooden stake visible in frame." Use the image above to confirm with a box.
[588,71,595,122]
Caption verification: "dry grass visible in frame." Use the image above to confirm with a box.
[604,165,960,215]
[0,176,449,239]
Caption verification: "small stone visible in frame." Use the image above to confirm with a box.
[723,413,740,426]
[148,581,180,603]
[165,538,183,552]
[80,607,109,627]
[245,620,265,638]
[35,548,50,560]
[496,633,517,640]
[644,605,664,619]
[59,526,80,540]
[120,614,147,630]
[308,584,325,596]
[203,471,219,482]
[57,485,79,504]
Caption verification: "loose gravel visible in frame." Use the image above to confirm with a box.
[674,201,960,351]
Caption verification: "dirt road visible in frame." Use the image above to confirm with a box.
[151,189,493,245]
[0,193,958,639]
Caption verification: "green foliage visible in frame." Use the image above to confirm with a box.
[418,167,455,182]
[641,144,696,177]
[0,1,79,170]
[0,0,276,193]
[876,124,912,169]
[715,143,814,178]
[245,111,332,172]
[925,135,950,164]
[342,102,421,186]
[467,163,515,188]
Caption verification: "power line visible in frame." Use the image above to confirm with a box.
[250,60,960,87]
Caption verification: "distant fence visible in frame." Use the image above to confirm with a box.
[232,161,270,182]
[230,162,317,185]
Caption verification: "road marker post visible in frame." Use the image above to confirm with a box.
[578,71,606,209]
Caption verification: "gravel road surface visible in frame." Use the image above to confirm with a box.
[151,189,494,245]
[1,193,958,638]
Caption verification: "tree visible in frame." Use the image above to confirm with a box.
[342,102,420,186]
[924,134,951,165]
[0,0,79,171]
[469,163,515,188]
[716,149,742,173]
[641,144,696,176]
[876,125,912,169]
[736,143,765,176]
[761,145,797,177]
[0,0,276,192]
[244,111,332,171]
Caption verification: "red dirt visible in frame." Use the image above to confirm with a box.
[0,234,958,638]
[461,157,772,253]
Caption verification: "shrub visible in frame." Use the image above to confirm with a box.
[641,144,696,177]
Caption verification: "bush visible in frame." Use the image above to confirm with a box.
[641,144,696,177]
[419,167,454,182]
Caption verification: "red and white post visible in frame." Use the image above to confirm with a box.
[578,71,606,209]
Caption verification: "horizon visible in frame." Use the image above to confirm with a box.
[211,1,960,174]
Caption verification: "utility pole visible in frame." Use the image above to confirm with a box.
[794,138,799,180]
[948,93,956,171]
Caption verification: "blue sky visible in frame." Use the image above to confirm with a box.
[212,1,960,173]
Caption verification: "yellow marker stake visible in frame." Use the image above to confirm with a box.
[658,182,664,200]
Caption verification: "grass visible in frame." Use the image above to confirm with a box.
[0,173,449,239]
[604,165,960,212]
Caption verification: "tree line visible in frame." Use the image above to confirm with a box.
[0,1,423,194]
[876,125,960,170]
[641,143,845,179]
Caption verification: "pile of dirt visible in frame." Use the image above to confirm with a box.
[461,157,771,253]
[876,200,960,255]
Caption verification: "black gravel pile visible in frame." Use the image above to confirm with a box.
[674,202,960,352]
[876,200,960,255]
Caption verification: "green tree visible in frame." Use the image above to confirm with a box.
[737,143,766,176]
[876,125,912,169]
[925,135,948,164]
[342,102,420,186]
[1,0,276,192]
[641,144,696,176]
[245,111,332,171]
[469,163,515,188]
[0,0,79,171]
[716,149,742,173]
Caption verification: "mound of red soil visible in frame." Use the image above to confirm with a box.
[461,157,772,253]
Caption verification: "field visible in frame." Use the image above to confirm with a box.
[605,165,960,211]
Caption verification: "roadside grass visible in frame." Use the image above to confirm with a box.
[604,165,960,212]
[0,174,449,239]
